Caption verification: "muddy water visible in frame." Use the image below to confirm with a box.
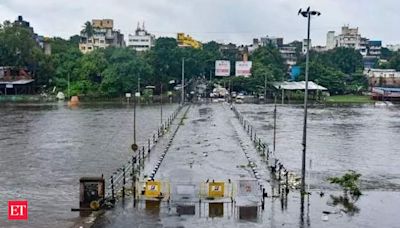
[91,103,400,228]
[237,104,400,191]
[0,102,178,228]
[1,102,400,228]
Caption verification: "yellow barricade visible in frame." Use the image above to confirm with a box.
[208,182,225,198]
[145,181,161,198]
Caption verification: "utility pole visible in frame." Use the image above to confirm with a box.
[138,77,140,95]
[133,92,137,145]
[67,73,70,99]
[273,95,277,152]
[137,76,140,105]
[264,74,267,104]
[298,7,321,195]
[181,58,185,105]
[160,83,163,124]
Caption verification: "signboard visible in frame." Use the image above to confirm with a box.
[145,181,161,197]
[125,93,131,98]
[135,92,140,97]
[238,180,257,196]
[235,61,252,77]
[208,182,225,198]
[6,84,13,89]
[215,60,230,77]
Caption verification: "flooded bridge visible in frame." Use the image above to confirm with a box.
[75,102,293,228]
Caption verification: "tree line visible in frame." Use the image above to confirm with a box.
[2,20,400,97]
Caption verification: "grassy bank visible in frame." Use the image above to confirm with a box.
[325,95,374,104]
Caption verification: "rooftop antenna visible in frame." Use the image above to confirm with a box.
[136,22,140,30]
[142,21,145,30]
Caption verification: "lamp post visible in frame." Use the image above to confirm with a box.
[298,7,321,195]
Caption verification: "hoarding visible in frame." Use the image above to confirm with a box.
[235,61,252,77]
[215,60,231,76]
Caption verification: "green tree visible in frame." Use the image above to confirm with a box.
[101,48,152,96]
[81,21,94,37]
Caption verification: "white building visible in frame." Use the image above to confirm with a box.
[279,46,297,66]
[387,44,400,52]
[326,31,336,49]
[325,26,368,56]
[127,23,155,52]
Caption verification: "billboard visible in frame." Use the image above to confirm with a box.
[235,61,252,77]
[215,60,231,76]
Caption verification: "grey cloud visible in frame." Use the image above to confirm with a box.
[0,0,399,45]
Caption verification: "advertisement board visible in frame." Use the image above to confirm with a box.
[215,60,230,77]
[235,61,252,77]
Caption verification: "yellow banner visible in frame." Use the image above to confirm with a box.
[145,181,161,198]
[208,182,225,198]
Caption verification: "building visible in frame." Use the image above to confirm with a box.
[13,16,51,54]
[386,44,400,52]
[325,26,369,56]
[326,31,336,49]
[279,46,297,66]
[259,36,283,48]
[0,66,35,95]
[367,40,382,57]
[79,19,125,54]
[127,22,155,52]
[365,69,400,88]
[177,33,202,49]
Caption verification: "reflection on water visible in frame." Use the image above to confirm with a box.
[0,102,178,228]
[329,194,360,216]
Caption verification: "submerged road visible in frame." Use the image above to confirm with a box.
[91,102,272,228]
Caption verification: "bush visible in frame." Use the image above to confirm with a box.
[328,170,362,197]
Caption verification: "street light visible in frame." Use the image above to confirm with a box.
[298,7,321,195]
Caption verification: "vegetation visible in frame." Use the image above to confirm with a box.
[326,95,374,104]
[4,20,400,98]
[328,170,362,197]
[297,47,367,95]
[328,170,362,216]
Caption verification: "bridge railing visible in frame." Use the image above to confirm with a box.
[103,105,184,204]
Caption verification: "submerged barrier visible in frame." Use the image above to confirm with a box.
[97,105,185,207]
[230,104,299,197]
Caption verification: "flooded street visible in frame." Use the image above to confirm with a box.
[1,102,400,227]
[0,102,178,228]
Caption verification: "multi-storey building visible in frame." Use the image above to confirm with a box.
[252,36,299,67]
[127,23,155,52]
[13,16,51,54]
[326,26,369,56]
[260,36,283,48]
[79,19,125,54]
[368,40,382,57]
[279,46,297,66]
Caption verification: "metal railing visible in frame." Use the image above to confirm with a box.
[103,105,184,204]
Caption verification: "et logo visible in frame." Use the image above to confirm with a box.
[8,200,28,220]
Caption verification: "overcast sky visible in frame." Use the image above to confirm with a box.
[0,0,398,46]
